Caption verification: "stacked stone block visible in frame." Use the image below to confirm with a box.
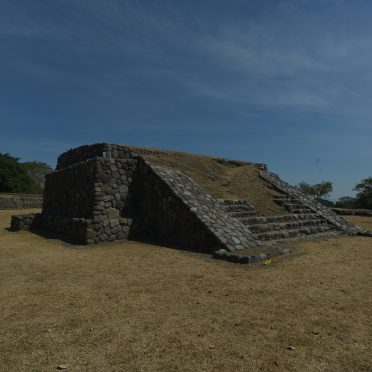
[12,146,138,244]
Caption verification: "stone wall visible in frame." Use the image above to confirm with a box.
[43,159,97,218]
[41,215,132,244]
[0,195,42,210]
[129,159,257,252]
[56,143,107,170]
[55,143,140,170]
[10,213,42,230]
[40,155,138,244]
[332,208,372,217]
[93,156,137,220]
[260,170,361,235]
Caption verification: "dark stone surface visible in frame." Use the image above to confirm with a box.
[43,159,97,218]
[10,213,43,231]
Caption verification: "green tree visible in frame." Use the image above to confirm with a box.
[22,161,53,193]
[353,177,372,209]
[335,196,357,209]
[0,153,33,193]
[296,181,333,199]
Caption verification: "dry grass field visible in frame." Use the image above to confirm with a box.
[1,210,371,371]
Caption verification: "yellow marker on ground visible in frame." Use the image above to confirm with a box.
[263,258,277,265]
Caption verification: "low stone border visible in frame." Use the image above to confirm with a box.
[356,230,372,237]
[332,208,372,217]
[212,247,291,264]
[0,196,43,210]
[10,213,43,230]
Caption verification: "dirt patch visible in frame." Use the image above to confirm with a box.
[1,209,371,371]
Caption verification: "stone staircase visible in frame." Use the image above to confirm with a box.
[219,198,339,242]
[217,199,260,218]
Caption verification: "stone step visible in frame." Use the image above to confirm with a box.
[272,195,288,200]
[223,204,255,213]
[273,198,314,213]
[239,213,322,225]
[229,211,260,218]
[256,226,335,241]
[288,208,313,214]
[248,219,329,233]
[273,197,306,207]
[218,199,253,206]
[273,196,302,203]
[273,196,300,201]
[281,202,305,208]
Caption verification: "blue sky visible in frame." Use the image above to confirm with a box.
[1,0,371,199]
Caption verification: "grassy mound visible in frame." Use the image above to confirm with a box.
[143,153,285,215]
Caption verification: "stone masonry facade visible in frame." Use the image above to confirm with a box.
[11,144,259,251]
[10,143,362,251]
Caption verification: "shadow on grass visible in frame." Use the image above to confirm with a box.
[7,227,88,248]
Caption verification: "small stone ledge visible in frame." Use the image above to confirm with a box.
[10,212,133,244]
[10,213,43,231]
[212,247,291,264]
[356,230,372,237]
[332,208,372,217]
[41,215,132,244]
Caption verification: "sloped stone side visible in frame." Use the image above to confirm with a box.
[260,170,361,234]
[130,159,257,252]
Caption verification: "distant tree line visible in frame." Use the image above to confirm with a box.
[296,178,372,210]
[0,153,53,194]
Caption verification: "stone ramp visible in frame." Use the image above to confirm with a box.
[131,159,258,252]
[260,170,361,235]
